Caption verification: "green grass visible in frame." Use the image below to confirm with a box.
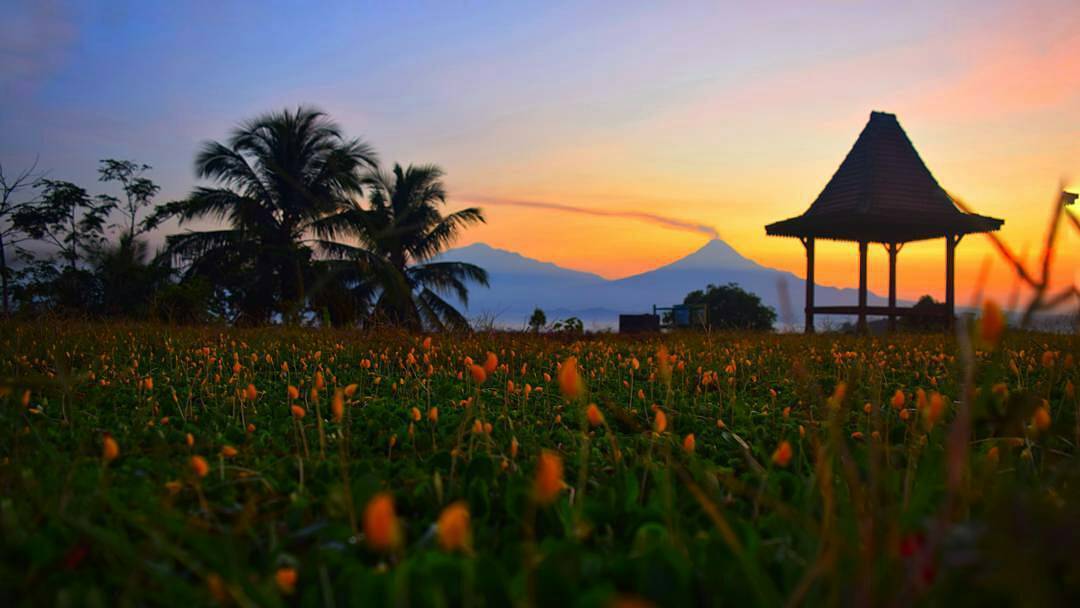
[1,321,1077,606]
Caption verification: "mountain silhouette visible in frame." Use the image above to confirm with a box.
[436,239,889,329]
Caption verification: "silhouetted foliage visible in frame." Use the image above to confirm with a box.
[4,107,490,328]
[683,282,777,331]
[314,164,488,331]
[98,159,160,241]
[529,308,547,332]
[900,294,949,331]
[13,179,114,272]
[0,160,43,314]
[148,106,378,324]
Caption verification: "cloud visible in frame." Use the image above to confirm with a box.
[0,0,78,98]
[462,195,720,239]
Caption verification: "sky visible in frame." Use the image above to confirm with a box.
[2,0,1077,308]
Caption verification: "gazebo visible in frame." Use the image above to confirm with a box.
[765,111,1004,333]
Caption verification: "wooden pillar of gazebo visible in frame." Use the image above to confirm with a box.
[945,234,959,328]
[885,243,900,331]
[857,241,868,331]
[803,237,815,333]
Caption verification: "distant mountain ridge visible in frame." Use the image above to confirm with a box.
[435,239,890,329]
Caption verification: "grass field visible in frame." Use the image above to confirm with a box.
[1,320,1077,606]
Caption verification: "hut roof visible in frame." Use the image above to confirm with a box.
[766,111,1003,243]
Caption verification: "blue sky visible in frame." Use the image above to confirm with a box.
[2,0,1077,298]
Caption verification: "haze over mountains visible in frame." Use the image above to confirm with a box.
[437,239,888,329]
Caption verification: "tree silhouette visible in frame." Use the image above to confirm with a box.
[150,106,377,324]
[683,283,777,331]
[313,164,487,330]
[0,160,44,314]
[98,159,160,241]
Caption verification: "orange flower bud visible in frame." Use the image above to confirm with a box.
[291,404,306,419]
[102,435,119,463]
[484,352,498,374]
[653,409,667,434]
[682,433,696,453]
[363,492,401,552]
[533,450,564,505]
[586,403,604,427]
[980,300,1005,347]
[436,501,471,552]
[924,392,946,429]
[331,389,344,423]
[190,455,209,478]
[470,365,487,384]
[1033,406,1051,431]
[890,390,905,410]
[287,385,300,400]
[772,441,793,467]
[221,445,238,458]
[558,357,584,400]
[275,567,298,595]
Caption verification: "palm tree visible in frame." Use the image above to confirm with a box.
[314,164,488,330]
[153,106,376,323]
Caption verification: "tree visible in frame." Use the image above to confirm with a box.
[150,106,377,324]
[91,234,171,318]
[0,160,43,314]
[13,179,114,273]
[98,159,160,241]
[683,283,776,331]
[11,179,115,313]
[528,307,547,332]
[314,163,488,330]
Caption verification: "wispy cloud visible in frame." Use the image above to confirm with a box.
[0,0,77,99]
[462,195,720,239]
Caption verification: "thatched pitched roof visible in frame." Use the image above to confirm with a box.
[766,111,1003,242]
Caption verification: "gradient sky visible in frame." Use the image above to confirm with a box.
[2,0,1077,307]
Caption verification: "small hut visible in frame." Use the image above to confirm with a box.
[766,111,1003,332]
